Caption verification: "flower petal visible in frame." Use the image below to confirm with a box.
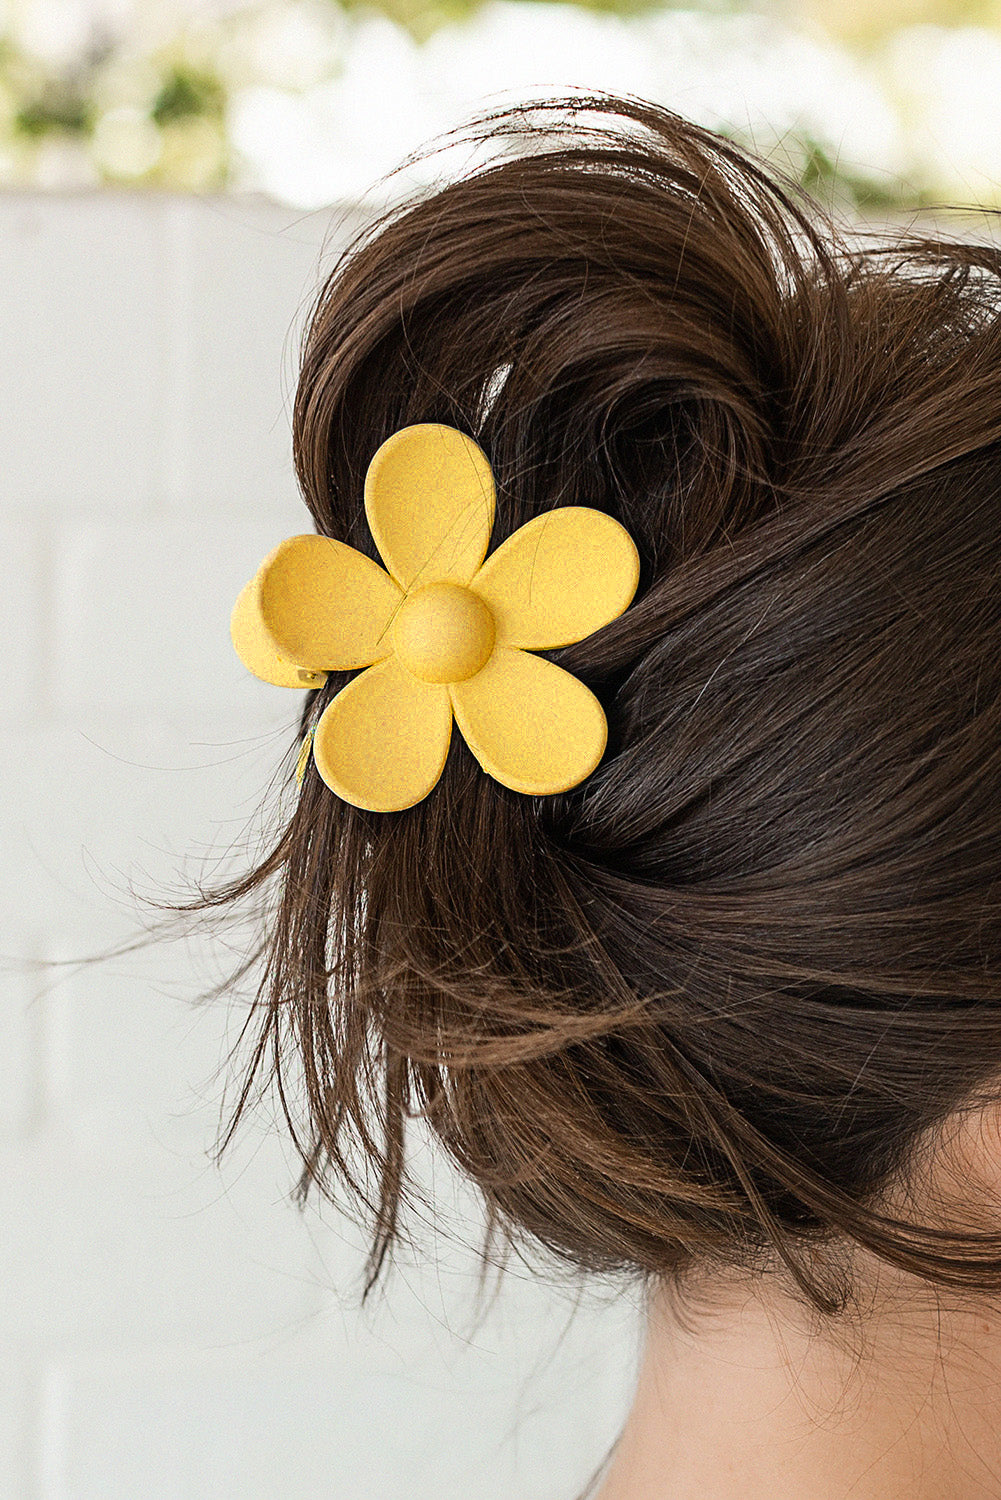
[450,646,607,796]
[470,507,640,649]
[312,655,452,811]
[257,534,403,672]
[231,577,327,689]
[364,424,495,591]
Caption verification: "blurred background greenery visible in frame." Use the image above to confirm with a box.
[4,0,1001,210]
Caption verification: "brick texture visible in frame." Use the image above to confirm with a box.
[0,191,638,1500]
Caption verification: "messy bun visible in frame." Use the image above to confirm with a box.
[209,95,1001,1319]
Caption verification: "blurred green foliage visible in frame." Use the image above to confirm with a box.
[0,0,989,210]
[339,0,688,42]
[151,67,226,127]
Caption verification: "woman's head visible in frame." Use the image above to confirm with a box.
[210,94,1001,1327]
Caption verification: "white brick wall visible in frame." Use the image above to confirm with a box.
[0,190,640,1500]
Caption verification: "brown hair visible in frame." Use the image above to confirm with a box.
[194,94,1001,1325]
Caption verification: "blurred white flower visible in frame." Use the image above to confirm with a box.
[31,131,99,186]
[639,10,907,184]
[91,102,162,176]
[228,15,431,205]
[880,24,1001,206]
[420,0,662,111]
[227,1,910,209]
[227,84,323,201]
[90,49,164,113]
[3,0,251,68]
[4,0,130,67]
[214,0,347,92]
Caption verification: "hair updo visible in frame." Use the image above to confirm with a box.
[204,94,1001,1322]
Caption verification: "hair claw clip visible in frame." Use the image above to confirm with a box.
[231,423,640,811]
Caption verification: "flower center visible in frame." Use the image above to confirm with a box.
[393,582,496,684]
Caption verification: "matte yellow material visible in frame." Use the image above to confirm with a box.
[257,534,403,672]
[393,582,496,683]
[364,424,495,591]
[471,506,641,649]
[450,646,608,795]
[230,577,326,689]
[230,422,642,809]
[312,656,453,812]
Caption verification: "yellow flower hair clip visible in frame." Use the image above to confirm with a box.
[231,423,640,812]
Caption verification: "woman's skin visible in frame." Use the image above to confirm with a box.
[593,1110,1001,1499]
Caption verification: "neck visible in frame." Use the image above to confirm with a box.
[593,1266,1001,1500]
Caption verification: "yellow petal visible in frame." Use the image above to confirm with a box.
[312,655,452,812]
[257,534,403,672]
[231,576,327,689]
[449,646,607,796]
[470,507,640,649]
[364,424,495,591]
